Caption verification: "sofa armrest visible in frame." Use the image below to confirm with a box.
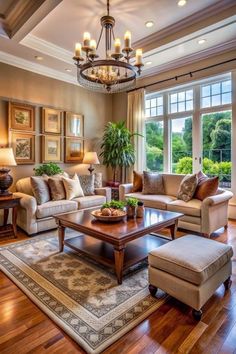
[13,192,38,235]
[119,183,133,201]
[14,192,37,214]
[94,187,111,202]
[203,190,233,206]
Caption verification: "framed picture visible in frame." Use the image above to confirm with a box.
[42,108,62,134]
[11,132,35,164]
[65,138,84,163]
[65,112,83,137]
[42,135,62,163]
[9,102,35,131]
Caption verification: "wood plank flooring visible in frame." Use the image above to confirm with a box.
[0,223,236,354]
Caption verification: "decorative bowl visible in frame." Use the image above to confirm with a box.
[91,210,127,223]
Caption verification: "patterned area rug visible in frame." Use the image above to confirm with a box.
[0,232,167,354]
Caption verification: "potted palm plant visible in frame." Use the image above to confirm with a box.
[100,121,140,184]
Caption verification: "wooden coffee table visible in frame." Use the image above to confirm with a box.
[54,208,183,284]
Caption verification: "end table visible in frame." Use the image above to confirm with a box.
[0,195,21,238]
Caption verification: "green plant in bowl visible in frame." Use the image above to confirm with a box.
[126,197,138,207]
[101,200,125,210]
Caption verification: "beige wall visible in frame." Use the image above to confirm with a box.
[0,63,112,188]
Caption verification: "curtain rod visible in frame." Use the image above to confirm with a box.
[127,57,236,93]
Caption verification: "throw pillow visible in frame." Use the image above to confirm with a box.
[62,174,84,200]
[94,172,103,188]
[133,171,143,192]
[79,174,95,196]
[195,176,219,201]
[48,177,66,201]
[142,171,165,195]
[177,174,198,202]
[31,177,51,205]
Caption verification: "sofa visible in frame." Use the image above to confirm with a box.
[14,177,111,235]
[119,173,233,237]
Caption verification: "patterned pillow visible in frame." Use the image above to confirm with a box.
[133,171,143,192]
[31,177,51,205]
[142,171,165,195]
[79,174,95,196]
[48,177,66,201]
[177,174,198,202]
[62,174,84,200]
[94,172,103,188]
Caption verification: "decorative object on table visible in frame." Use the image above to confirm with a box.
[91,200,126,222]
[42,107,63,134]
[65,112,83,137]
[72,0,143,94]
[10,132,35,164]
[126,197,138,218]
[100,121,141,183]
[34,162,63,176]
[137,201,144,218]
[8,101,35,132]
[0,195,21,238]
[42,135,62,163]
[82,151,100,174]
[65,138,84,163]
[0,148,17,196]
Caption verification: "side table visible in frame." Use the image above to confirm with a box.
[0,195,21,238]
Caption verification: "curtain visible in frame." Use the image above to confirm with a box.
[127,88,145,178]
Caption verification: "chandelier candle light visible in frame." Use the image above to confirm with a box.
[73,0,143,93]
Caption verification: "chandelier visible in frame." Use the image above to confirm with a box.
[73,0,143,93]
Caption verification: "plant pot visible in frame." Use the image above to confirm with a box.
[126,205,137,218]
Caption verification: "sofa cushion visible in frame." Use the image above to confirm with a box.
[36,200,77,219]
[48,177,66,201]
[195,176,219,201]
[31,177,51,205]
[94,172,103,188]
[79,174,95,196]
[126,192,176,210]
[167,199,201,217]
[149,235,233,285]
[162,174,185,197]
[62,174,84,200]
[142,171,165,195]
[133,171,143,192]
[73,195,106,209]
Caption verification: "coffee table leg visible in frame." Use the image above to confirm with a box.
[58,225,65,252]
[114,247,125,285]
[169,220,178,240]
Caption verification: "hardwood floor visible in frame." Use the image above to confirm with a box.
[0,223,236,354]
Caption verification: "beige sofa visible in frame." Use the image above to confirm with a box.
[14,177,111,235]
[119,173,233,237]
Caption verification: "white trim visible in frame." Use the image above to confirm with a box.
[0,50,78,86]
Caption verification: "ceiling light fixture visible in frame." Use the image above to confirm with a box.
[146,61,152,65]
[35,56,43,60]
[73,0,143,93]
[178,0,187,7]
[145,21,154,28]
[198,39,206,44]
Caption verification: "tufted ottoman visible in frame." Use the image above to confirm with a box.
[148,235,233,320]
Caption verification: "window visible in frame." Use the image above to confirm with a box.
[201,80,232,108]
[145,95,163,118]
[145,121,164,172]
[169,89,193,113]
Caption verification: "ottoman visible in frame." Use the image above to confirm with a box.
[148,235,233,320]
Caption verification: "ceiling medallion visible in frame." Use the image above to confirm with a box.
[73,0,144,93]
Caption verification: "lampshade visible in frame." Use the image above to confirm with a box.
[0,148,17,166]
[83,152,100,165]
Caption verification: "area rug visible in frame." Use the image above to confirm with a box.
[0,232,167,354]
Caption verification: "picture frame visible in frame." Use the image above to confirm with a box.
[9,102,35,132]
[42,135,62,163]
[65,112,83,138]
[65,138,84,163]
[42,108,63,134]
[10,132,35,164]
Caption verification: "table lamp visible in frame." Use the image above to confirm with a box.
[0,148,17,196]
[83,152,100,174]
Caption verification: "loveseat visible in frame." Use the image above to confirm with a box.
[119,173,233,237]
[14,177,111,235]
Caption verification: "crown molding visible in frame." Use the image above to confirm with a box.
[0,50,77,85]
[21,34,73,64]
[140,39,236,79]
[133,0,236,53]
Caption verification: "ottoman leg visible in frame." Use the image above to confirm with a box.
[192,309,202,321]
[149,284,158,297]
[224,276,232,290]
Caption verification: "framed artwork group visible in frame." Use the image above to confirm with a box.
[8,101,84,165]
